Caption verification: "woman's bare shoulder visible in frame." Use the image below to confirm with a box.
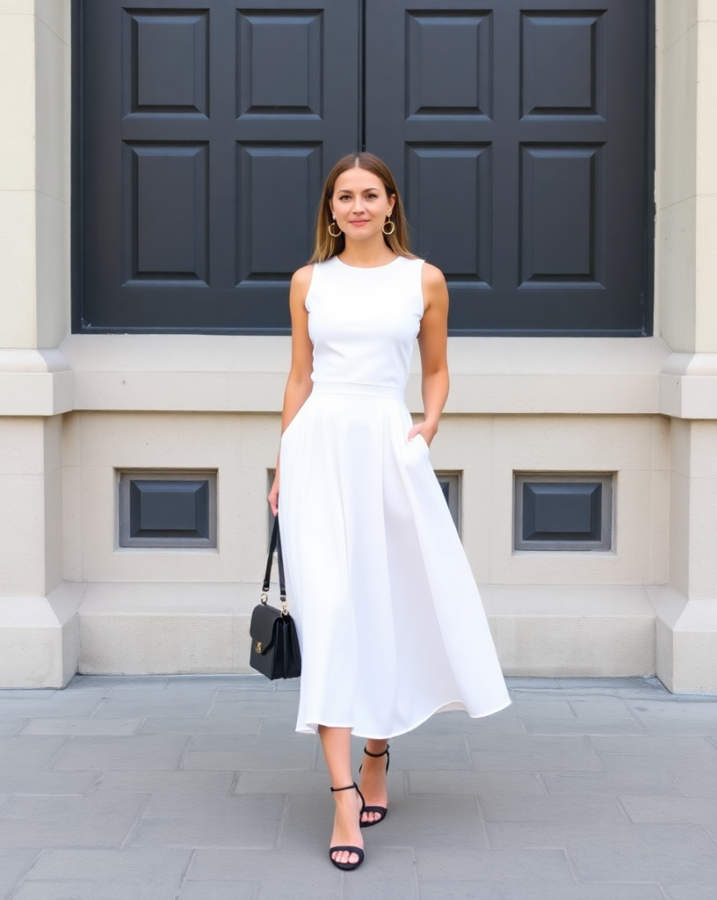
[292,264,315,289]
[421,262,446,288]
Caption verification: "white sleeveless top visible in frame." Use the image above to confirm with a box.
[306,255,425,392]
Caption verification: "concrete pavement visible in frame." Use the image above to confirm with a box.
[0,675,716,900]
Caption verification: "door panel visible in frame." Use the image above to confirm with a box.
[81,0,359,332]
[365,0,651,335]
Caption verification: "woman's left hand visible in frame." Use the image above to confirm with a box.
[407,422,437,447]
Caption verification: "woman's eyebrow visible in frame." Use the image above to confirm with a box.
[337,186,382,194]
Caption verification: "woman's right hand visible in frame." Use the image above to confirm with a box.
[268,470,280,517]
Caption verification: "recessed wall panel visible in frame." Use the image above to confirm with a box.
[123,143,208,284]
[237,11,322,117]
[406,145,492,284]
[520,145,603,286]
[124,10,209,116]
[521,12,604,118]
[406,11,492,118]
[236,144,322,282]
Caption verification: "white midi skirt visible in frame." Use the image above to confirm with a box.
[279,382,511,738]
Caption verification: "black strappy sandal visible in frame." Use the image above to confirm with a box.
[359,743,390,828]
[328,782,366,871]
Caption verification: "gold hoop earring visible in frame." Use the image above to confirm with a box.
[382,218,396,236]
[328,220,342,238]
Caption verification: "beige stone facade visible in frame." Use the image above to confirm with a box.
[1,0,716,690]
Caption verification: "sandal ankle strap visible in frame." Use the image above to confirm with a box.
[363,743,390,759]
[330,781,358,793]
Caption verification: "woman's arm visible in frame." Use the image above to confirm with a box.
[268,265,314,515]
[410,263,449,446]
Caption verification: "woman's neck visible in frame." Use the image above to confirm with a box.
[338,236,397,269]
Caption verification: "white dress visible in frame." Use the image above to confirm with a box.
[279,255,510,738]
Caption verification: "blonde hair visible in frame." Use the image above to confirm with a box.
[309,153,416,263]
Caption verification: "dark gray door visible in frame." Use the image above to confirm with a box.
[366,0,652,334]
[80,0,359,331]
[77,0,652,335]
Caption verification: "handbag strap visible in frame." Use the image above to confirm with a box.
[261,517,288,615]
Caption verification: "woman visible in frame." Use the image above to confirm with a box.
[268,153,510,871]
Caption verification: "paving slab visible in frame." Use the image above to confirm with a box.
[468,734,603,772]
[0,849,38,900]
[24,847,192,893]
[0,736,69,774]
[541,769,684,797]
[179,880,260,900]
[479,793,626,826]
[95,770,235,797]
[408,770,545,797]
[92,691,217,719]
[21,718,142,736]
[0,771,101,795]
[665,888,717,900]
[343,846,419,900]
[0,793,147,849]
[182,733,316,771]
[415,846,575,883]
[189,849,340,897]
[52,734,190,771]
[130,794,285,849]
[139,715,262,734]
[565,822,717,885]
[0,717,27,736]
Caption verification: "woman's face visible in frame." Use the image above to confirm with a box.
[329,166,395,242]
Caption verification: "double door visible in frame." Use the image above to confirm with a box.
[79,0,652,334]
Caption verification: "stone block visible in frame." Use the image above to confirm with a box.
[51,734,189,771]
[179,882,259,900]
[468,734,602,771]
[21,718,141,735]
[96,769,234,797]
[343,847,419,900]
[0,850,41,900]
[415,846,574,883]
[408,770,544,797]
[566,823,717,885]
[0,793,147,849]
[130,794,284,849]
[188,849,340,897]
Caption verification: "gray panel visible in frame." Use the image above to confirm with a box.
[406,144,492,284]
[514,473,613,551]
[407,12,492,119]
[520,145,603,285]
[236,143,322,282]
[521,12,604,118]
[237,11,322,117]
[123,142,208,283]
[125,10,209,116]
[436,472,461,534]
[119,472,217,549]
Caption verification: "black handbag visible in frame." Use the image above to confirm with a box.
[249,518,302,680]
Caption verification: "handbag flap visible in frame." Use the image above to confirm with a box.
[249,603,283,655]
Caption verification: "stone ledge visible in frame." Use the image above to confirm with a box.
[57,334,673,415]
[6,340,717,420]
[0,349,73,415]
[659,352,717,419]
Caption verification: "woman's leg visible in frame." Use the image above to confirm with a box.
[319,725,364,865]
[359,738,389,824]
